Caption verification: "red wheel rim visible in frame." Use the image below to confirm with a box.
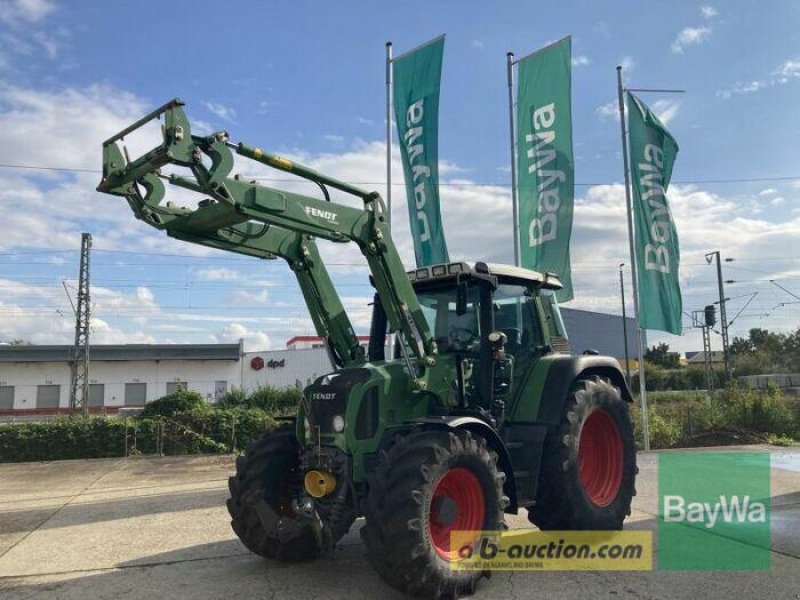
[429,467,485,560]
[579,409,623,507]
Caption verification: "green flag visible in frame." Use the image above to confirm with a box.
[393,35,449,267]
[516,37,574,302]
[627,92,682,334]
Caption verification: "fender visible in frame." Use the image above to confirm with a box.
[407,415,520,513]
[537,354,633,425]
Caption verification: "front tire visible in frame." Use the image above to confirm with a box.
[362,429,506,598]
[226,427,321,561]
[528,376,636,531]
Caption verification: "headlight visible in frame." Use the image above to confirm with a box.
[332,415,345,433]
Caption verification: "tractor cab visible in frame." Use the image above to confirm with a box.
[407,261,569,357]
[403,262,569,415]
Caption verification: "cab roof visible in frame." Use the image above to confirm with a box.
[407,261,563,290]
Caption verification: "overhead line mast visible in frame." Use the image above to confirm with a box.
[69,232,92,414]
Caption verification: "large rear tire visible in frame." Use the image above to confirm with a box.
[528,376,636,531]
[362,429,506,599]
[226,427,321,561]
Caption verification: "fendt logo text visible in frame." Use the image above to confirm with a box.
[305,206,339,224]
[663,495,767,529]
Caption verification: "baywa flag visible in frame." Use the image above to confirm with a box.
[393,35,449,267]
[627,92,682,334]
[516,36,574,302]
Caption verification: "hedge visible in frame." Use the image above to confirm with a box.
[0,408,279,463]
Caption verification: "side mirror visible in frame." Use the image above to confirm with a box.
[456,279,468,315]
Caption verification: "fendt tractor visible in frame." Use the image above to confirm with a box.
[97,99,637,598]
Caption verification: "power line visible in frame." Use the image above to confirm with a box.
[4,161,800,187]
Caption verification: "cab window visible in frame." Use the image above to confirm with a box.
[493,284,544,355]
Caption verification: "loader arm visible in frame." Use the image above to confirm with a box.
[97,98,436,375]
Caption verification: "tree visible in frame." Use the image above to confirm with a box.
[645,342,681,369]
[731,327,797,375]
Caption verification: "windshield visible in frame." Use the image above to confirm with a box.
[416,284,482,353]
[415,281,547,355]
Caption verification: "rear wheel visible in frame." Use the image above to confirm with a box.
[528,376,636,530]
[362,429,506,598]
[226,427,320,560]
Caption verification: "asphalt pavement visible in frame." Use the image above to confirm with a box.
[0,446,798,599]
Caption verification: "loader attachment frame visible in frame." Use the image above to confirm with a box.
[97,99,436,377]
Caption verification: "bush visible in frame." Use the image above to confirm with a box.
[631,404,683,449]
[218,385,301,414]
[629,382,799,450]
[0,417,128,462]
[631,363,726,392]
[140,389,209,418]
[0,408,280,463]
[216,387,248,409]
[245,385,302,413]
[717,382,796,437]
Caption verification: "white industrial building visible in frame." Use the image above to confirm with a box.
[0,342,332,415]
[0,307,637,415]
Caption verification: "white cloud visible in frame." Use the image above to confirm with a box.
[228,288,270,305]
[356,116,373,125]
[470,39,484,50]
[619,56,635,72]
[195,268,240,281]
[595,100,619,121]
[202,101,237,123]
[0,0,56,25]
[700,5,718,18]
[32,30,57,57]
[572,55,590,67]
[773,58,800,84]
[770,197,786,207]
[213,322,271,351]
[671,26,712,53]
[323,134,344,143]
[718,56,800,98]
[759,188,778,197]
[651,99,680,126]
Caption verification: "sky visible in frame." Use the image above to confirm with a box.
[0,0,799,354]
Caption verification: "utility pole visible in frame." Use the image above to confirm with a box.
[69,233,92,414]
[705,251,731,380]
[619,263,631,383]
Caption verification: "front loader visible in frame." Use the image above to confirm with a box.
[98,99,637,599]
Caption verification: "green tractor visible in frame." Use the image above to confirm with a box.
[98,99,637,598]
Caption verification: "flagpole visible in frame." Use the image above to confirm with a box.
[507,52,520,267]
[385,41,393,229]
[385,41,394,359]
[616,65,650,452]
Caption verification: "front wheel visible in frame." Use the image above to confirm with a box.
[226,427,321,561]
[362,429,507,598]
[528,376,637,531]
